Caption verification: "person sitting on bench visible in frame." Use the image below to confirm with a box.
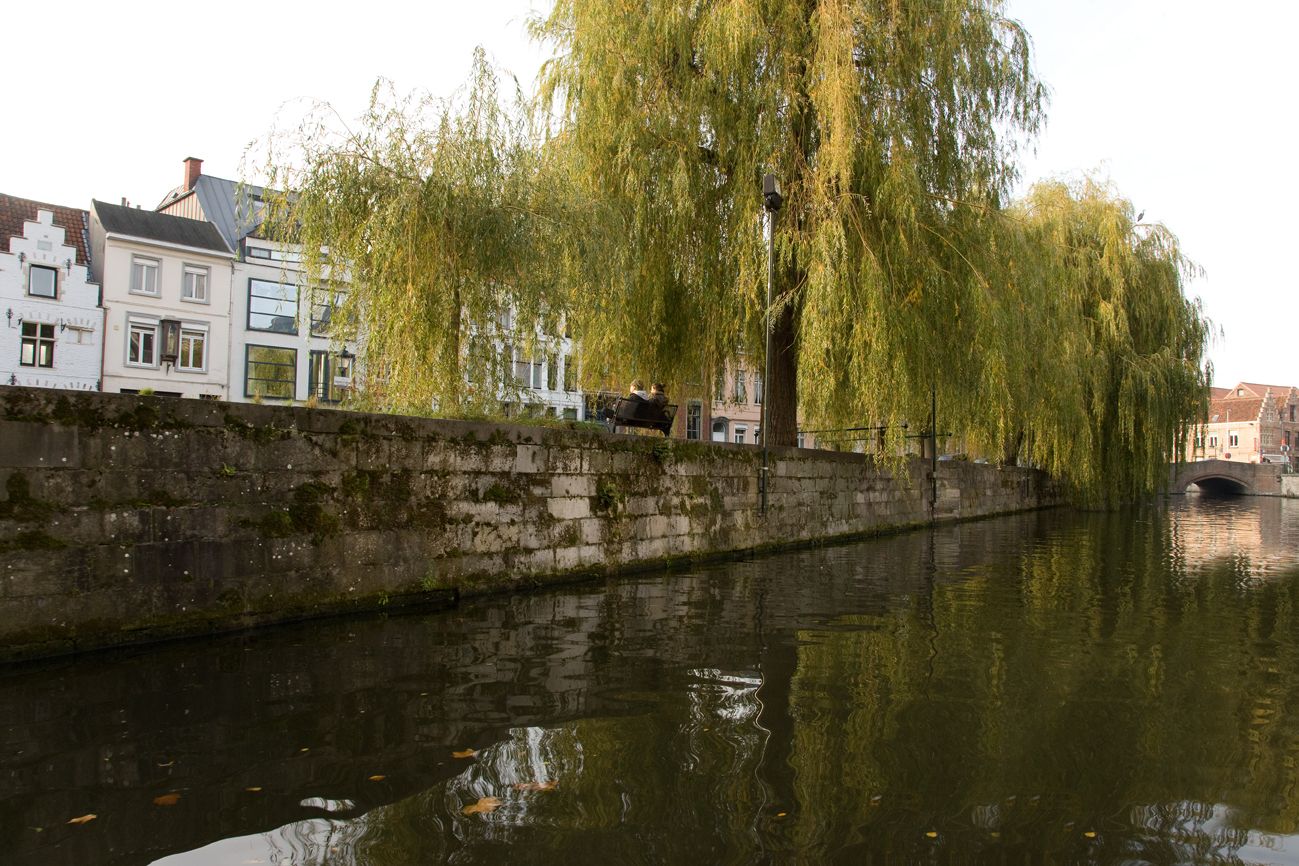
[649,382,668,410]
[628,379,649,401]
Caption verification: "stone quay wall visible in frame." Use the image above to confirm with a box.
[0,386,1061,660]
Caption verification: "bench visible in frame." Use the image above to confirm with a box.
[603,397,677,436]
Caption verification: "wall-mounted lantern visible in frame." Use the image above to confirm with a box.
[159,319,182,366]
[334,346,355,388]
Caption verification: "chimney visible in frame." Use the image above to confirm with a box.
[184,156,203,191]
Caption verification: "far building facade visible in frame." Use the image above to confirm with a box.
[156,158,353,404]
[91,200,235,398]
[1187,382,1299,468]
[0,194,102,391]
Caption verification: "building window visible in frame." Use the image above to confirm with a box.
[1286,432,1292,448]
[711,419,727,442]
[1194,431,1204,449]
[246,345,297,399]
[753,373,763,405]
[177,328,207,372]
[131,257,160,295]
[127,321,158,366]
[546,353,558,391]
[28,265,57,298]
[182,265,209,302]
[714,371,726,403]
[248,278,299,333]
[563,354,577,392]
[514,350,543,389]
[309,288,344,336]
[1209,435,1218,448]
[19,322,55,367]
[797,432,806,449]
[686,401,702,440]
[309,350,340,403]
[1229,432,1239,448]
[733,370,747,403]
[562,407,578,420]
[733,425,747,444]
[1291,405,1296,423]
[245,245,302,264]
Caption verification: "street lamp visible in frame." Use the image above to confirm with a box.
[760,173,782,515]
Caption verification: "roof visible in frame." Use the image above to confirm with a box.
[1237,382,1298,400]
[0,193,91,266]
[1207,396,1265,424]
[92,200,232,254]
[157,174,266,248]
[1209,387,1230,399]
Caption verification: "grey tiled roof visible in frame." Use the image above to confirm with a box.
[93,200,232,254]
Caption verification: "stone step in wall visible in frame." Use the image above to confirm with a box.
[0,386,1061,660]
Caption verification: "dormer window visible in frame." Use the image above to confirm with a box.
[28,265,57,298]
[1237,388,1244,396]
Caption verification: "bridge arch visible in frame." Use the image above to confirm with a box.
[1181,474,1251,495]
[1168,459,1284,496]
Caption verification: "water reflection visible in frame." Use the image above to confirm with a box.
[3,497,1299,864]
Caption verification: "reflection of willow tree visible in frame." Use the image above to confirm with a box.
[787,509,1299,861]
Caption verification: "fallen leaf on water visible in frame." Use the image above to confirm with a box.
[925,831,939,839]
[776,811,788,818]
[452,749,478,759]
[1083,831,1097,839]
[157,761,175,768]
[245,787,263,793]
[368,775,386,782]
[28,827,44,833]
[67,814,97,825]
[299,748,310,753]
[512,780,557,792]
[153,793,181,807]
[462,796,502,816]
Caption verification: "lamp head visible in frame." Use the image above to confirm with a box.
[763,173,783,212]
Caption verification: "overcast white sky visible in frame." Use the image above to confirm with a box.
[4,1,1293,389]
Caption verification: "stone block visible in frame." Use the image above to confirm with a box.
[547,496,590,520]
[551,474,595,498]
[514,444,548,474]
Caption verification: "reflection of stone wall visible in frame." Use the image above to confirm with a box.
[0,386,1059,660]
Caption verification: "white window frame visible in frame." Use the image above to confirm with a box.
[131,256,160,296]
[126,317,159,367]
[176,326,208,372]
[733,425,747,445]
[1229,432,1240,448]
[28,264,58,299]
[181,264,209,303]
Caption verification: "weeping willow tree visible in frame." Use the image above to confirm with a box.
[259,2,1210,504]
[532,0,1047,446]
[259,50,560,414]
[990,178,1213,506]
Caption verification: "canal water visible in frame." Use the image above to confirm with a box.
[4,496,1299,865]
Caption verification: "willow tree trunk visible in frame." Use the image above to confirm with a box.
[767,294,801,447]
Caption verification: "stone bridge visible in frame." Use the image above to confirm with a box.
[1168,459,1285,496]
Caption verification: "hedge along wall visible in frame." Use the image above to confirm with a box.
[0,386,1061,660]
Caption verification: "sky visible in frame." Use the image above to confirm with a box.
[3,0,1294,389]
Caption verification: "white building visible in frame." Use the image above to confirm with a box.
[90,200,235,398]
[0,195,103,391]
[157,158,354,403]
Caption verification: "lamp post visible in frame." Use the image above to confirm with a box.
[761,173,783,515]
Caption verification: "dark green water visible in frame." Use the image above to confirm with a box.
[4,496,1299,865]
